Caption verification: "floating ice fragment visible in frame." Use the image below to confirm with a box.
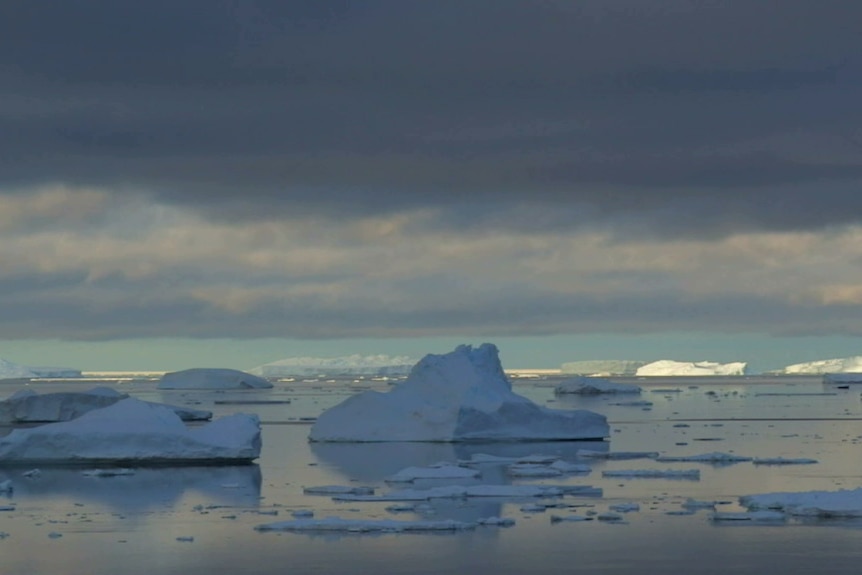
[303,485,375,496]
[711,511,785,522]
[752,457,818,465]
[655,452,751,463]
[554,377,641,395]
[602,469,700,479]
[577,450,658,460]
[478,516,515,527]
[609,503,640,513]
[386,463,480,483]
[255,517,476,533]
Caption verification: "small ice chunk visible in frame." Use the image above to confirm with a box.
[656,452,751,463]
[506,464,563,478]
[176,536,195,542]
[609,502,640,513]
[555,377,641,395]
[740,487,862,517]
[550,514,593,523]
[751,457,818,465]
[303,485,375,496]
[0,480,12,493]
[386,463,480,482]
[711,511,785,522]
[478,516,515,527]
[577,450,658,460]
[22,469,41,478]
[81,468,136,477]
[549,460,591,473]
[291,510,314,518]
[681,498,717,510]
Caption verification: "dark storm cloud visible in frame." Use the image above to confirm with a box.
[2,1,861,236]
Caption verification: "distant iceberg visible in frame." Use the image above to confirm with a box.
[636,360,747,376]
[0,358,37,380]
[0,398,260,464]
[778,356,862,375]
[158,368,272,390]
[27,366,83,378]
[560,360,646,376]
[249,354,417,377]
[309,343,609,442]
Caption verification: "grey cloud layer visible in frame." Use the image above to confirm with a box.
[2,1,861,236]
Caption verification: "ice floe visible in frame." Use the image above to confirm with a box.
[386,463,480,482]
[655,451,752,463]
[0,387,211,424]
[711,511,786,522]
[309,344,609,442]
[255,517,477,533]
[577,450,659,460]
[554,377,641,395]
[752,457,818,465]
[158,368,272,390]
[601,469,700,479]
[331,484,600,502]
[302,485,375,496]
[740,488,862,517]
[0,398,260,464]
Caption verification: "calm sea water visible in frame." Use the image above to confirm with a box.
[2,374,862,575]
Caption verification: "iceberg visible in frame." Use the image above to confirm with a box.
[779,356,862,375]
[249,354,417,377]
[559,360,646,376]
[554,376,641,395]
[308,344,609,442]
[636,360,747,376]
[0,398,260,464]
[158,368,272,390]
[0,387,212,423]
[27,366,82,378]
[0,358,37,380]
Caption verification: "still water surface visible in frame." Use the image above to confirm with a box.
[2,375,862,574]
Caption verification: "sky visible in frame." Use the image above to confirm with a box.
[1,1,862,372]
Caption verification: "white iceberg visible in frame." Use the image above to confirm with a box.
[740,488,862,517]
[0,387,212,424]
[0,358,37,380]
[158,368,272,390]
[0,398,260,464]
[554,377,641,395]
[559,360,647,376]
[249,354,417,377]
[27,366,82,378]
[308,344,609,442]
[636,360,747,376]
[779,356,862,375]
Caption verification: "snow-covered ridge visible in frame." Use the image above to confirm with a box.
[635,360,747,376]
[249,354,417,377]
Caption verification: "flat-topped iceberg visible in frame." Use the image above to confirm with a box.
[779,356,862,375]
[0,387,212,423]
[636,360,747,376]
[158,368,272,390]
[0,358,37,380]
[309,344,609,442]
[0,398,260,465]
[560,360,646,376]
[250,354,417,377]
[554,376,641,395]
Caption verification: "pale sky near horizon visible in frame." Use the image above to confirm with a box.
[2,2,862,372]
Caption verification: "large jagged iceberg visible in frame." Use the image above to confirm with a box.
[636,360,747,376]
[158,368,272,390]
[0,398,260,464]
[249,354,417,377]
[309,344,609,442]
[0,387,211,423]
